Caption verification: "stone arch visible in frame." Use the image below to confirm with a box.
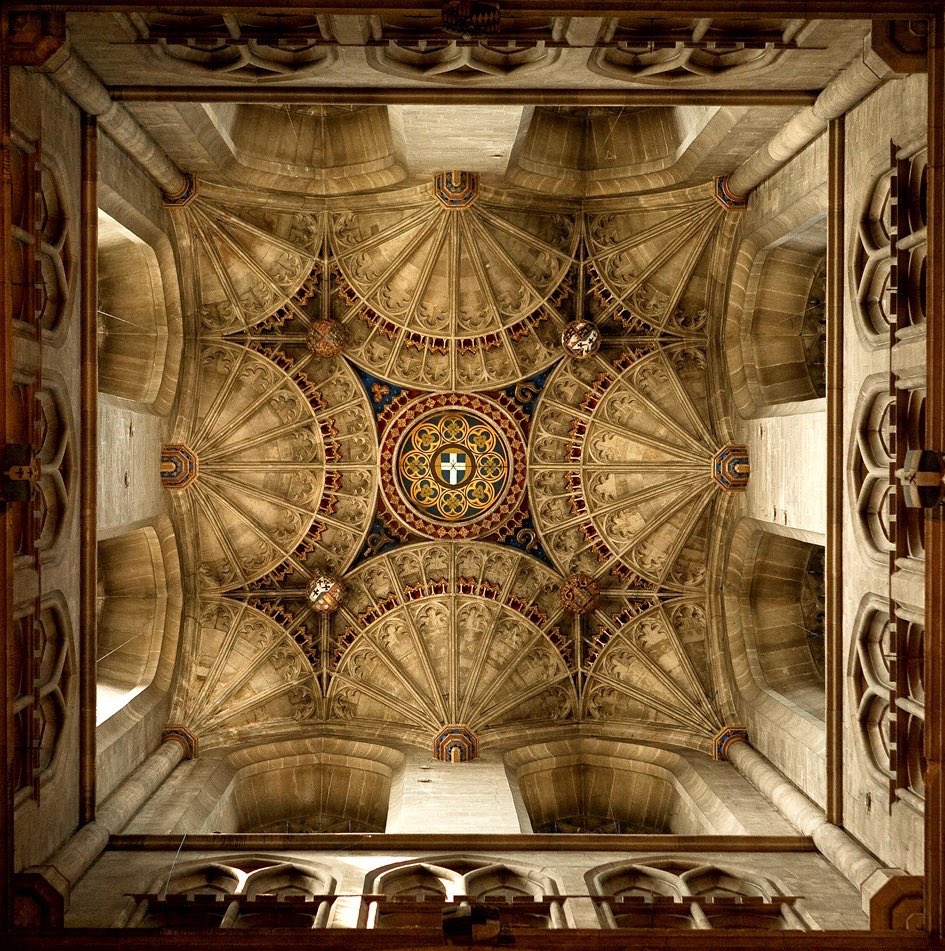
[34,148,76,344]
[847,594,896,789]
[197,740,405,834]
[95,515,182,724]
[133,855,335,929]
[97,209,178,411]
[725,519,824,716]
[588,18,800,87]
[588,857,809,930]
[12,593,73,805]
[33,378,77,569]
[722,517,825,801]
[189,104,407,195]
[363,856,560,929]
[506,738,749,835]
[504,105,721,196]
[167,599,319,749]
[848,374,895,563]
[726,212,827,418]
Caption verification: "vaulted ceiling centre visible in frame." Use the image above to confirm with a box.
[381,392,527,539]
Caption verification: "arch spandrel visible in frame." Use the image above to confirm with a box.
[182,342,377,590]
[581,603,722,750]
[180,196,323,336]
[529,345,720,591]
[584,184,725,336]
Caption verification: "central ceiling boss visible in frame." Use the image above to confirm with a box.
[380,392,527,539]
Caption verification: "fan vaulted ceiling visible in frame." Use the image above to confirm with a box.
[161,154,744,763]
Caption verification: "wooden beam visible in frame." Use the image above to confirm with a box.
[78,113,97,826]
[825,115,845,827]
[106,86,819,107]
[108,832,817,852]
[7,2,938,20]
[925,6,944,941]
[0,9,14,932]
[6,927,935,950]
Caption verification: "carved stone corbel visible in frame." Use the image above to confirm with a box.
[6,11,66,67]
[871,19,929,74]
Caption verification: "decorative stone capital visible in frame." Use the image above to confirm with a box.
[162,724,198,760]
[160,444,198,489]
[559,573,601,615]
[162,172,198,208]
[714,175,749,210]
[307,576,346,614]
[434,724,478,762]
[713,725,749,761]
[434,171,478,209]
[713,444,750,490]
[865,869,924,928]
[870,19,928,74]
[7,11,66,67]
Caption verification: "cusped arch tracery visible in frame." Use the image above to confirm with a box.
[125,12,338,83]
[529,344,720,590]
[329,183,579,391]
[183,341,377,590]
[328,543,576,740]
[588,18,801,87]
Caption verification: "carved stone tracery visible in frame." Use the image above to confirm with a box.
[164,173,735,757]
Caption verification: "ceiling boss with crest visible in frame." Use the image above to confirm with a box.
[160,163,741,761]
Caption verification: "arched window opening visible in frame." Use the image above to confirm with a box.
[591,860,810,931]
[366,859,562,931]
[12,597,72,805]
[728,522,826,721]
[129,858,334,930]
[96,521,180,724]
[97,210,170,407]
[851,597,925,812]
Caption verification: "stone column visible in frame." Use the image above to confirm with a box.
[36,44,190,200]
[13,741,185,927]
[741,408,827,545]
[727,40,894,198]
[385,750,526,834]
[724,737,909,914]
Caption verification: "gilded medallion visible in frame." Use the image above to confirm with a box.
[380,393,527,539]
